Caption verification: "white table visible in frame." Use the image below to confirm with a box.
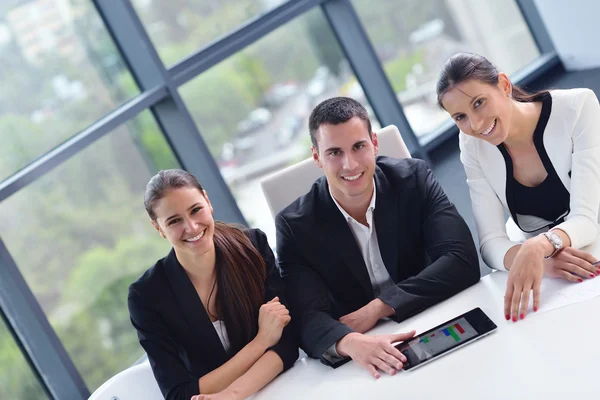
[254,241,600,400]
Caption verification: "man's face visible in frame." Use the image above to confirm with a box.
[312,116,378,205]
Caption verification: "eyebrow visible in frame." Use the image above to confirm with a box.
[450,93,484,118]
[324,140,368,153]
[165,202,202,223]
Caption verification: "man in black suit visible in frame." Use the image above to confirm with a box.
[276,97,479,378]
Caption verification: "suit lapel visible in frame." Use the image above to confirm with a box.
[316,178,374,299]
[373,166,400,283]
[164,249,229,368]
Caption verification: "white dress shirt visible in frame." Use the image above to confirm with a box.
[212,320,231,353]
[323,181,395,361]
[328,181,395,295]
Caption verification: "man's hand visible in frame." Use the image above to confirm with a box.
[336,331,416,378]
[339,299,395,333]
[191,390,239,400]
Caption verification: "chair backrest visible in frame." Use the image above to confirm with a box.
[88,361,162,400]
[260,125,410,218]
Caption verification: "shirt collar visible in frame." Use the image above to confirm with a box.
[328,179,377,223]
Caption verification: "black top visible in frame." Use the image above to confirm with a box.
[275,156,480,368]
[497,93,571,232]
[128,228,298,400]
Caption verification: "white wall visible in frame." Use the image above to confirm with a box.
[534,0,600,70]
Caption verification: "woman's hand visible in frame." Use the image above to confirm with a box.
[256,297,291,348]
[505,241,545,322]
[543,247,599,281]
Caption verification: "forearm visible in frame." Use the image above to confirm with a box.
[199,337,268,394]
[224,351,284,399]
[380,254,479,320]
[505,230,568,271]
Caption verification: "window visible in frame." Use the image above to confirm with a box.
[351,0,540,144]
[0,0,138,183]
[0,316,48,399]
[179,9,380,245]
[0,112,178,392]
[131,0,289,66]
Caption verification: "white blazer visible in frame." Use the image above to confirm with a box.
[459,88,600,271]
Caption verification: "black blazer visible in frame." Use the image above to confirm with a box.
[128,228,298,400]
[275,157,480,366]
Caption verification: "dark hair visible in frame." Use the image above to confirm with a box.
[436,52,548,108]
[144,169,266,353]
[308,97,372,150]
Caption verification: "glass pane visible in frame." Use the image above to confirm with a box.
[179,9,380,246]
[351,0,540,144]
[0,0,139,182]
[0,316,48,399]
[132,0,289,66]
[0,111,179,392]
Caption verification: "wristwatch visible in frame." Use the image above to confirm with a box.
[542,231,563,258]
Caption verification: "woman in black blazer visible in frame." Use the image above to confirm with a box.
[128,169,298,400]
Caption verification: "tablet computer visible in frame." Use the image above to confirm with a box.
[395,307,497,371]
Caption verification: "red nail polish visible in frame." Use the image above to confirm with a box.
[520,314,524,320]
[512,316,517,322]
[534,306,538,312]
[591,274,595,278]
[505,314,510,320]
[578,278,583,282]
[596,269,600,275]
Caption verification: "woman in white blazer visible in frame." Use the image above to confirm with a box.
[436,53,600,323]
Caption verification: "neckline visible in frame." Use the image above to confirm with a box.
[497,92,551,153]
[497,93,553,187]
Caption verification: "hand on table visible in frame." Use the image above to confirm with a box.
[543,247,598,282]
[191,391,239,400]
[339,299,395,334]
[504,243,544,322]
[336,331,416,379]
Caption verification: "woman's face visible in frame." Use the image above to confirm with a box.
[440,74,513,146]
[151,187,215,258]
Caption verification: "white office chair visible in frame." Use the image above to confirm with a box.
[260,125,411,217]
[88,361,162,400]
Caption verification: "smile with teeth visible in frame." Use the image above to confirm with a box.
[184,229,205,242]
[481,119,497,136]
[342,172,363,181]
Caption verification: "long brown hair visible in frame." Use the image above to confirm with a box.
[144,169,266,353]
[436,52,549,108]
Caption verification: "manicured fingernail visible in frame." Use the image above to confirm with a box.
[591,274,596,278]
[534,306,538,312]
[596,269,600,275]
[512,316,517,322]
[520,314,524,320]
[578,278,583,282]
[505,314,510,320]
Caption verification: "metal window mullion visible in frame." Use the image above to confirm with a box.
[169,0,325,86]
[93,0,246,224]
[516,0,556,55]
[0,86,169,202]
[320,0,429,162]
[0,238,90,399]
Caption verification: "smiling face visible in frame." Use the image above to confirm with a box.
[151,186,215,259]
[440,73,513,146]
[312,116,378,206]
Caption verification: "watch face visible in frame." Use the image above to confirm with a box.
[548,232,562,247]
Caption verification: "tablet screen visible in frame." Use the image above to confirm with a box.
[402,316,478,366]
